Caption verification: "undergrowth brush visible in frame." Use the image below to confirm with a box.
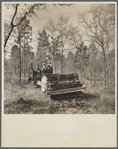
[4,76,115,114]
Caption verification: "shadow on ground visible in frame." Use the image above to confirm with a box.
[51,92,99,101]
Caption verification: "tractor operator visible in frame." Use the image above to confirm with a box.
[42,63,46,73]
[37,64,41,76]
[46,61,53,73]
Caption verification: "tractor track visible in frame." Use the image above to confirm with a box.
[50,92,83,100]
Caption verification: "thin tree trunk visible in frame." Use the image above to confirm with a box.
[93,68,96,85]
[103,63,106,85]
[83,67,85,84]
[80,65,82,83]
[61,48,63,74]
[41,60,42,70]
[90,56,92,85]
[106,68,109,87]
[61,36,64,74]
[57,60,58,74]
[24,37,26,78]
[93,58,95,85]
[17,28,22,85]
[109,62,111,86]
[32,63,33,77]
[107,46,111,86]
[4,27,14,49]
[54,57,56,74]
[19,41,21,85]
[103,49,107,85]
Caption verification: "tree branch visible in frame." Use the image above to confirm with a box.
[11,4,19,26]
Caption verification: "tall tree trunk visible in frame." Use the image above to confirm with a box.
[55,59,56,74]
[31,62,33,74]
[61,47,63,74]
[41,60,42,70]
[89,56,92,85]
[84,68,85,84]
[106,67,109,87]
[18,28,22,85]
[93,59,96,85]
[103,63,107,85]
[4,26,14,50]
[57,60,58,74]
[61,35,64,74]
[103,48,107,85]
[107,46,111,86]
[19,42,21,85]
[80,65,82,83]
[53,57,56,74]
[24,37,26,78]
[25,61,28,76]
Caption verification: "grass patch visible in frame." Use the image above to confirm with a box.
[4,76,115,114]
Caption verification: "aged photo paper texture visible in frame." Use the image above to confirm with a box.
[2,2,117,147]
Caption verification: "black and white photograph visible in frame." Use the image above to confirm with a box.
[3,2,116,114]
[2,1,117,147]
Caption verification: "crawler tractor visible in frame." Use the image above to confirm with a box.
[30,65,86,96]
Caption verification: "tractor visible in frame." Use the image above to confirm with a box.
[29,64,86,96]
